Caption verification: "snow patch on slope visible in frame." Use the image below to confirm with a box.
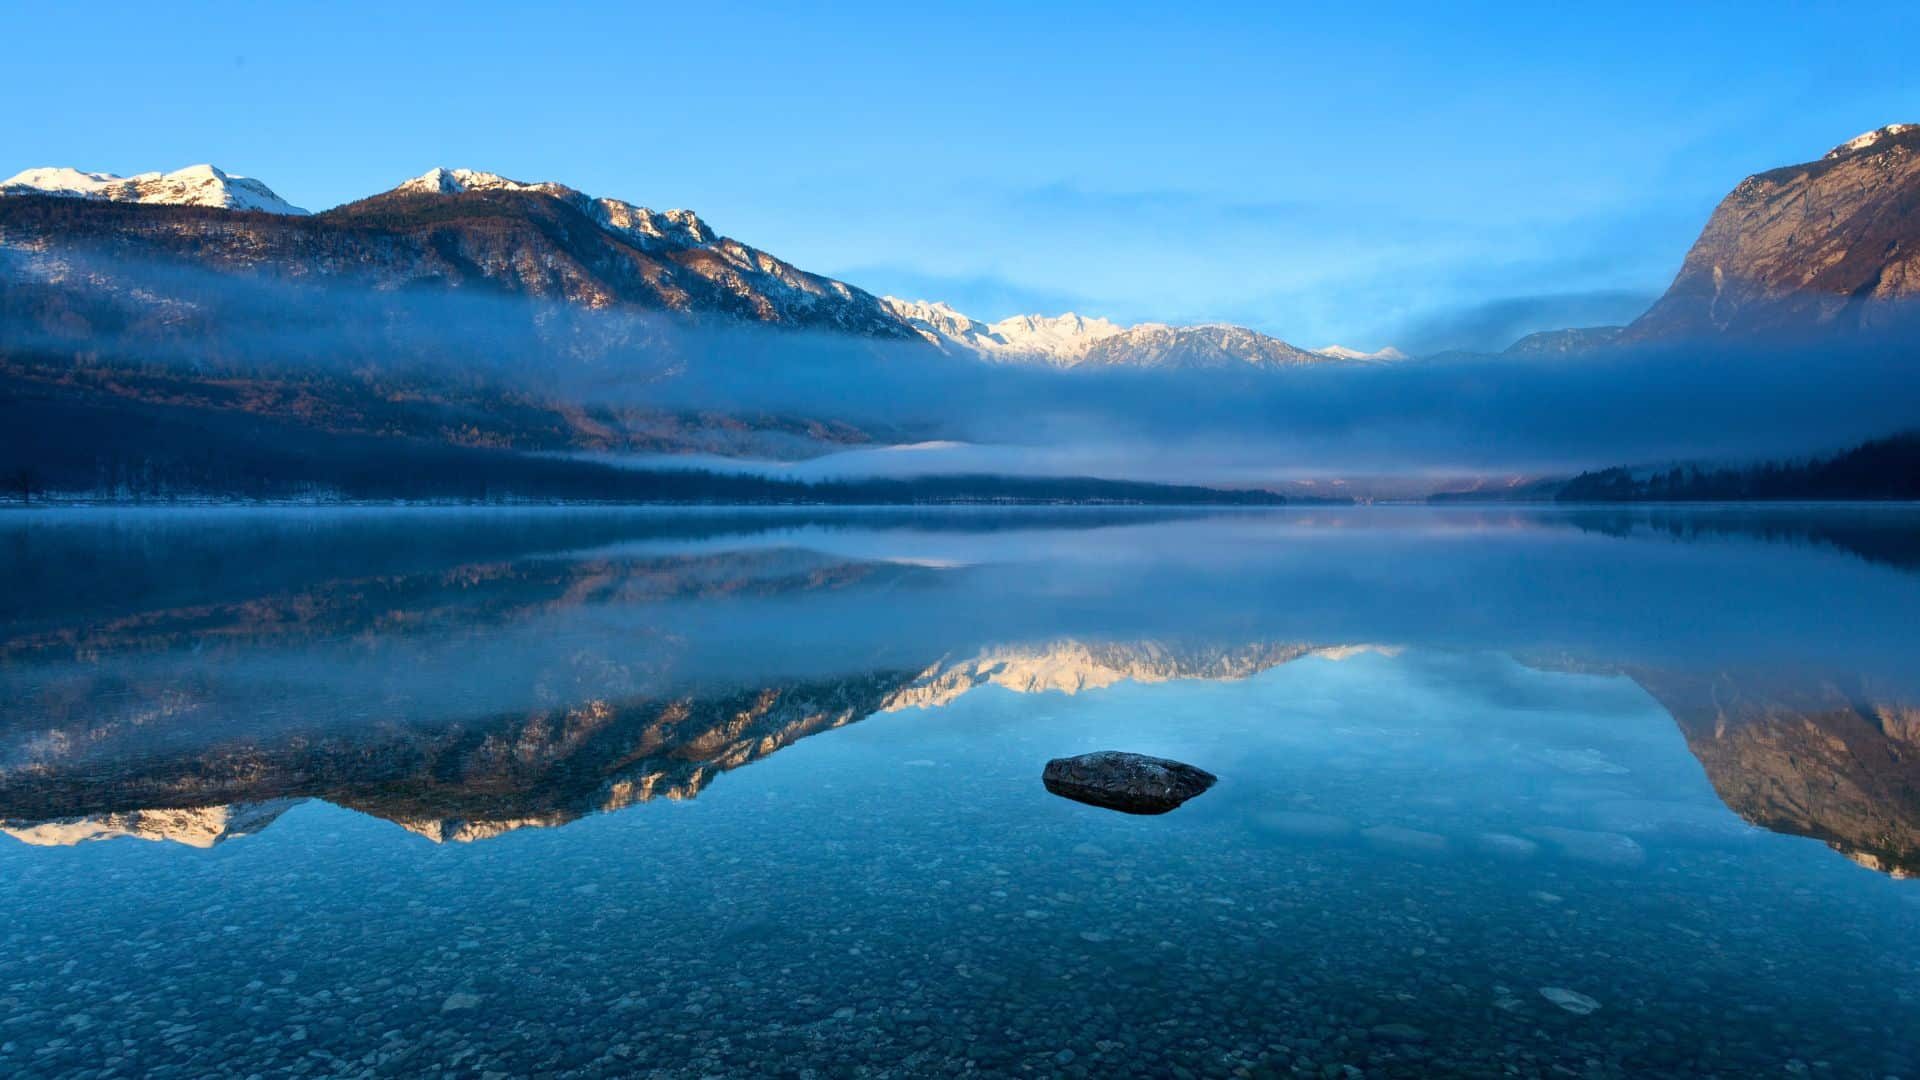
[1823,123,1920,160]
[393,167,715,247]
[380,167,912,334]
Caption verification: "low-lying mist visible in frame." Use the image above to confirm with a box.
[8,246,1920,485]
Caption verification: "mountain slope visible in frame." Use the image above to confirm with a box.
[1502,326,1625,356]
[1626,123,1920,341]
[1,164,308,214]
[0,166,916,339]
[2,163,1377,369]
[0,165,930,463]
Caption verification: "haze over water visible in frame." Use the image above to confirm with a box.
[1,506,1917,1078]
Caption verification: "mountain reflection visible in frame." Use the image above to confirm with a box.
[2,507,1917,874]
[1641,673,1920,877]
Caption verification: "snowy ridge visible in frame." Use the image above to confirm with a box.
[880,297,1127,365]
[1823,124,1920,160]
[1,161,1409,358]
[393,167,716,248]
[1313,344,1408,362]
[379,167,906,332]
[0,165,308,214]
[879,296,1370,369]
[1,800,304,848]
[881,640,1397,711]
[986,311,1131,362]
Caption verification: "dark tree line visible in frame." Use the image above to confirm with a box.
[0,381,1285,507]
[1557,432,1920,502]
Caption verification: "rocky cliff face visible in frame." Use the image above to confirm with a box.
[1627,124,1920,341]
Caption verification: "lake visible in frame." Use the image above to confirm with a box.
[2,505,1917,1079]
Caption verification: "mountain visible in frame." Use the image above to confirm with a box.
[0,637,1349,845]
[1082,323,1329,368]
[0,164,308,214]
[881,640,1387,711]
[877,298,1116,363]
[0,800,302,849]
[1625,123,1920,341]
[1,162,1379,374]
[878,296,1347,369]
[0,671,919,845]
[1502,326,1624,356]
[1312,344,1408,362]
[1637,673,1920,878]
[0,165,915,339]
[11,623,1915,868]
[0,164,937,478]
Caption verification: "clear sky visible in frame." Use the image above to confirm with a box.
[6,1,1916,352]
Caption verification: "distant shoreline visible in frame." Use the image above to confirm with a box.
[5,497,1917,512]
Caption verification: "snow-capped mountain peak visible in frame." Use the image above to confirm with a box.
[879,297,1003,349]
[1823,123,1919,160]
[390,167,716,247]
[395,166,569,197]
[0,164,308,214]
[879,297,1380,369]
[1,800,304,848]
[880,298,1136,364]
[990,311,1130,357]
[880,298,1134,364]
[1312,344,1409,362]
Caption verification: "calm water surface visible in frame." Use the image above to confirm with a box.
[1,506,1917,1079]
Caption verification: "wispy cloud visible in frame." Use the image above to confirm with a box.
[33,246,1915,485]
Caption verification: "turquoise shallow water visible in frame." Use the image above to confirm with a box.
[1,507,1917,1078]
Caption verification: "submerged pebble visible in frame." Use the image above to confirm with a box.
[1538,987,1603,1015]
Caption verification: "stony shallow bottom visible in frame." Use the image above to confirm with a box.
[2,653,1917,1079]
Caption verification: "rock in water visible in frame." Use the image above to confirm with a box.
[1042,751,1217,814]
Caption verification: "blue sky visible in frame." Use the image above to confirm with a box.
[6,1,1916,352]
